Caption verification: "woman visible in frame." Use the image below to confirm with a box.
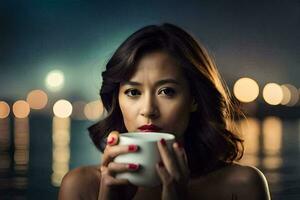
[59,23,271,200]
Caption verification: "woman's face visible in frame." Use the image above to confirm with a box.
[118,51,196,139]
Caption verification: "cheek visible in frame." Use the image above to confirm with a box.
[161,100,191,135]
[119,98,137,131]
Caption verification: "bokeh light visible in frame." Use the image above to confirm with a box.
[45,70,65,92]
[53,100,72,118]
[12,100,30,118]
[0,101,10,119]
[281,84,299,106]
[26,89,48,109]
[233,77,259,103]
[84,100,104,121]
[280,85,291,105]
[71,101,87,120]
[262,83,283,105]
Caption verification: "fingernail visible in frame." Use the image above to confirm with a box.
[128,145,138,152]
[158,161,164,168]
[128,163,139,170]
[107,137,115,145]
[160,138,166,146]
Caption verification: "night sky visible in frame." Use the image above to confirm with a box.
[0,0,299,101]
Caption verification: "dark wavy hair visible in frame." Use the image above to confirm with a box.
[89,23,244,176]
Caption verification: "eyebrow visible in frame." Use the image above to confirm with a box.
[122,79,180,87]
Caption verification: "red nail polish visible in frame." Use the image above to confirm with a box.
[158,161,164,167]
[160,138,166,146]
[128,163,139,170]
[128,145,138,152]
[107,137,115,145]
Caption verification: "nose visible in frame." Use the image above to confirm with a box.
[140,94,159,119]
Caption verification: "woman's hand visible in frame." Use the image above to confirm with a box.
[156,139,190,200]
[98,131,139,200]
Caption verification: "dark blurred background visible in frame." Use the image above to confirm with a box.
[0,0,299,199]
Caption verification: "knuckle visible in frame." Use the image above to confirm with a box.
[103,178,114,187]
[107,162,115,169]
[100,165,106,172]
[100,171,110,180]
[100,168,108,176]
[106,148,116,159]
[103,147,111,156]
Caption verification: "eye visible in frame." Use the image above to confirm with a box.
[124,89,141,97]
[158,88,176,97]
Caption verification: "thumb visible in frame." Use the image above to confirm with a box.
[106,131,120,146]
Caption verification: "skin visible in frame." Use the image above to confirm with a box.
[118,51,197,140]
[58,51,271,200]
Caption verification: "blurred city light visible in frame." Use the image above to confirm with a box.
[12,100,30,118]
[45,70,64,92]
[233,77,259,103]
[71,101,87,120]
[280,85,291,105]
[84,100,104,121]
[262,83,283,105]
[26,89,48,109]
[0,101,10,119]
[281,84,299,106]
[53,100,72,118]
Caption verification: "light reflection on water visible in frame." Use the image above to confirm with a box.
[0,116,300,199]
[0,117,10,194]
[238,117,286,199]
[13,117,29,191]
[51,117,71,187]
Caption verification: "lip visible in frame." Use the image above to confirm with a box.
[138,124,162,132]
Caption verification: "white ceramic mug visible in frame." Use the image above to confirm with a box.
[113,132,175,187]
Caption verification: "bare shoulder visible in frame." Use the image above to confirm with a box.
[58,165,100,200]
[221,162,271,200]
[189,162,271,200]
[224,163,266,181]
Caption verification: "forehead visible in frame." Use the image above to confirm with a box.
[129,51,184,81]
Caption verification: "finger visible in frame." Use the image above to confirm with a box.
[107,131,120,146]
[157,139,180,180]
[173,142,190,178]
[101,144,139,166]
[155,161,173,186]
[107,162,140,175]
[98,173,131,200]
[106,178,131,186]
[101,172,131,187]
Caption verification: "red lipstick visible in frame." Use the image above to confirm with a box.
[138,124,162,132]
